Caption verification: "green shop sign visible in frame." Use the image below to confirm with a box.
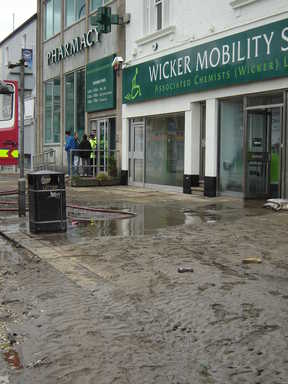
[123,18,288,104]
[86,55,116,112]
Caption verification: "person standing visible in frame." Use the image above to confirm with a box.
[79,134,91,176]
[64,130,75,176]
[73,132,80,175]
[89,133,97,176]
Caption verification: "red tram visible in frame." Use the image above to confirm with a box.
[0,80,18,165]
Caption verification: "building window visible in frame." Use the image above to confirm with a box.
[65,69,85,140]
[90,0,110,12]
[145,114,184,187]
[155,0,162,30]
[144,0,169,35]
[219,99,244,193]
[45,0,61,40]
[44,78,60,144]
[66,0,86,27]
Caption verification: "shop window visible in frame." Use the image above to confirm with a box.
[247,93,283,108]
[143,0,169,35]
[65,69,85,140]
[90,0,110,12]
[65,73,74,134]
[76,70,85,139]
[66,0,86,27]
[45,0,61,40]
[44,78,60,144]
[219,99,244,193]
[145,114,184,187]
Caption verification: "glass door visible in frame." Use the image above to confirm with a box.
[246,110,270,197]
[270,108,281,197]
[129,120,144,184]
[246,107,282,198]
[97,119,109,173]
[89,118,116,175]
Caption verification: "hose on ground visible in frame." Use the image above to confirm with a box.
[66,204,136,217]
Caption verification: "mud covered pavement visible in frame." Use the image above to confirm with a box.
[0,180,288,383]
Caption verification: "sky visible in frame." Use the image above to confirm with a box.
[0,0,37,42]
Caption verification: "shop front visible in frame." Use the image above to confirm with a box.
[37,0,124,173]
[128,114,184,188]
[86,54,119,175]
[122,15,288,198]
[219,92,284,199]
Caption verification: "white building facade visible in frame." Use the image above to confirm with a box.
[122,0,288,198]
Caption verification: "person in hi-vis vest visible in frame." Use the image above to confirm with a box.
[89,133,97,176]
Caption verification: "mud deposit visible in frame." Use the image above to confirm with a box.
[0,198,287,384]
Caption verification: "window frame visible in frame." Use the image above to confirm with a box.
[155,0,163,31]
[144,0,169,35]
[65,0,86,28]
[44,78,61,145]
[90,0,111,13]
[64,68,86,139]
[44,0,61,41]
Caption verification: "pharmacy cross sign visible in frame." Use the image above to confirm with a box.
[123,18,288,103]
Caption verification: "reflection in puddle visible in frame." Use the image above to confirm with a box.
[183,207,219,225]
[184,212,218,225]
[67,205,186,238]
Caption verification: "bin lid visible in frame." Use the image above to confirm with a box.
[27,170,65,176]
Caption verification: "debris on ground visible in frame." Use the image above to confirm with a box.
[264,199,288,211]
[27,356,50,369]
[177,266,194,273]
[3,349,23,369]
[242,257,262,264]
[6,332,17,346]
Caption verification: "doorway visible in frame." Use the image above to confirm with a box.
[245,107,282,198]
[128,119,145,184]
[89,118,116,174]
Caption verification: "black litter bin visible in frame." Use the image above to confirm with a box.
[28,171,67,233]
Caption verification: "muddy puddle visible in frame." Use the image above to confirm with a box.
[64,200,271,237]
[0,199,272,240]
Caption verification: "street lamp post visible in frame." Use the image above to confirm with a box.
[8,58,26,217]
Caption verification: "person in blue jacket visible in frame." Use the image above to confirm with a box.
[65,130,76,176]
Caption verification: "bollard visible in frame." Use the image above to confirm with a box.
[18,178,26,217]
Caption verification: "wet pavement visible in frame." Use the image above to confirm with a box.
[0,175,288,383]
